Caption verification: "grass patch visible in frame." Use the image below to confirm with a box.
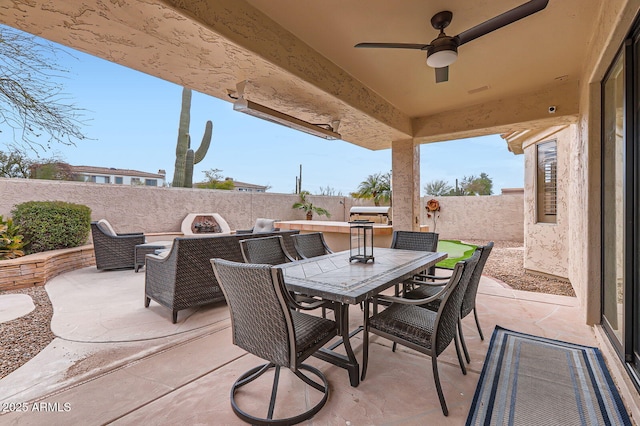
[436,240,477,269]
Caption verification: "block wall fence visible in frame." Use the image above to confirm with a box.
[0,178,523,242]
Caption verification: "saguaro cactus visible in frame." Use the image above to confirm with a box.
[172,87,213,188]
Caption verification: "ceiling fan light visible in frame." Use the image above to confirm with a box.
[426,49,458,68]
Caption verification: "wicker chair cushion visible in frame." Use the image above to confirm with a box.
[97,219,117,236]
[292,310,336,355]
[369,303,436,350]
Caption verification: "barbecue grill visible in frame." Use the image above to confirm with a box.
[349,206,391,225]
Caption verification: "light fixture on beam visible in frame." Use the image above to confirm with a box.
[232,83,341,140]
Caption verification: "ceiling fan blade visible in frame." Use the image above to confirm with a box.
[456,0,549,46]
[354,42,430,50]
[435,67,449,83]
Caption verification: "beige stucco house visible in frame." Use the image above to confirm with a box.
[2,0,639,412]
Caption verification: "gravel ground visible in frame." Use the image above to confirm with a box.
[465,240,576,297]
[0,286,54,380]
[0,240,575,380]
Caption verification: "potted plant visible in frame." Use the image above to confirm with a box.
[292,191,331,220]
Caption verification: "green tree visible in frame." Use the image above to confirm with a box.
[195,168,235,190]
[30,160,77,181]
[423,179,453,196]
[352,172,391,206]
[292,190,331,220]
[0,148,32,178]
[0,25,86,151]
[459,173,493,195]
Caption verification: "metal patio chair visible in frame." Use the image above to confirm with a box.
[360,250,481,416]
[405,242,494,363]
[389,230,439,295]
[240,235,296,264]
[211,259,338,425]
[241,234,333,316]
[291,232,333,259]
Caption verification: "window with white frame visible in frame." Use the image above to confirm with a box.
[536,140,557,223]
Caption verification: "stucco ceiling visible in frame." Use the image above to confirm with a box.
[0,0,601,150]
[246,0,595,117]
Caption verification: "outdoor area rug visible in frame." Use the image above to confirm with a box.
[466,326,631,425]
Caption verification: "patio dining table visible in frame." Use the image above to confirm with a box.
[278,247,447,387]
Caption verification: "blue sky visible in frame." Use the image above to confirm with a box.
[4,31,523,195]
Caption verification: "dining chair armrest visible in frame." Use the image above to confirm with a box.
[284,291,331,311]
[415,272,453,281]
[406,278,449,287]
[377,278,456,305]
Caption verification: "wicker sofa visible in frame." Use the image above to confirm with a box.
[144,230,299,323]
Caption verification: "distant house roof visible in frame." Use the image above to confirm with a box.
[194,177,268,191]
[229,179,268,191]
[71,166,166,179]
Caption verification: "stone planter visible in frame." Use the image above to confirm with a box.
[0,245,95,291]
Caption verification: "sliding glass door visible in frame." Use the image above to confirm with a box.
[602,50,625,350]
[602,20,640,386]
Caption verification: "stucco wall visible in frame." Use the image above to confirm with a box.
[522,126,572,279]
[419,191,524,243]
[1,178,523,242]
[0,178,359,234]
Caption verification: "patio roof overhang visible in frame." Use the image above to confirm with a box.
[0,0,598,149]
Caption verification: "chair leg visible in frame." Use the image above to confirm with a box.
[231,363,330,426]
[267,365,281,419]
[432,357,449,416]
[144,296,150,308]
[454,331,467,375]
[172,310,178,324]
[458,318,471,364]
[473,308,484,341]
[361,303,370,381]
[392,342,397,352]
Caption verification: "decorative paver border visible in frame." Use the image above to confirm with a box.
[0,245,95,290]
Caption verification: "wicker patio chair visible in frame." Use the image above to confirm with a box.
[240,235,296,264]
[236,218,279,234]
[291,232,333,259]
[240,235,333,317]
[211,259,338,425]
[405,242,494,363]
[389,230,439,295]
[360,250,481,416]
[90,220,145,270]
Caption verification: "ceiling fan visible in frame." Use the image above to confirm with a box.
[354,0,549,83]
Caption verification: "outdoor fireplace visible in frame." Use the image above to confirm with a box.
[181,213,231,236]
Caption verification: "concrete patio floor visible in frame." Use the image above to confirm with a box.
[0,266,599,425]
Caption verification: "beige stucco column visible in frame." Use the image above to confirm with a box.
[391,139,421,231]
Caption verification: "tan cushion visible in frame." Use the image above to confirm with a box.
[253,218,276,233]
[97,219,117,236]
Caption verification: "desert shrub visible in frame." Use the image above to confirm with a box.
[11,201,91,254]
[0,215,24,259]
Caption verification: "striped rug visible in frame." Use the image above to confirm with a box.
[466,326,631,425]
